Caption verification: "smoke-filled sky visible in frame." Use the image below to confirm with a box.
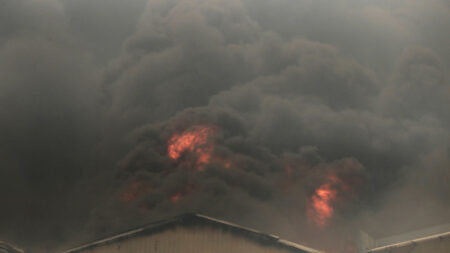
[1,0,449,252]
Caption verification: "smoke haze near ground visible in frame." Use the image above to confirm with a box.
[0,0,449,252]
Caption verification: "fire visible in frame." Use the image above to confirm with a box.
[307,174,345,228]
[308,182,337,228]
[167,125,216,171]
[120,181,151,203]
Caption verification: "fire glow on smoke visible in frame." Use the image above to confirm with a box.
[120,124,358,231]
[120,181,151,203]
[167,125,216,171]
[307,174,343,228]
[308,183,337,228]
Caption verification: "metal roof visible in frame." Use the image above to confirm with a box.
[62,213,322,253]
[367,231,450,252]
[374,222,450,247]
[0,241,24,253]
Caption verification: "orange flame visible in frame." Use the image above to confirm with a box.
[307,174,346,228]
[308,182,337,228]
[167,125,216,171]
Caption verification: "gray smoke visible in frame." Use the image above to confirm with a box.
[0,0,449,252]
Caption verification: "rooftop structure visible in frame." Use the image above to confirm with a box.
[359,223,450,253]
[62,213,322,253]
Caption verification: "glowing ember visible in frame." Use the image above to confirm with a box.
[167,125,216,170]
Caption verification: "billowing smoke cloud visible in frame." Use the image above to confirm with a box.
[0,0,449,252]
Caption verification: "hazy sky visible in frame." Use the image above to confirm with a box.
[0,0,449,252]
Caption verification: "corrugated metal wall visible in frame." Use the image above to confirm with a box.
[78,226,296,253]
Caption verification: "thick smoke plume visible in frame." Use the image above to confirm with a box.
[0,0,449,252]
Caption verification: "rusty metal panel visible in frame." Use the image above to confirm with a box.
[80,226,297,253]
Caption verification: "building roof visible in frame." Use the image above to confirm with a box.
[374,222,450,248]
[367,231,450,253]
[0,241,24,253]
[62,213,322,253]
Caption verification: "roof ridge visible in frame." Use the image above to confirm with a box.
[60,213,322,253]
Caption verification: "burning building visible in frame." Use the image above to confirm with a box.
[61,213,322,253]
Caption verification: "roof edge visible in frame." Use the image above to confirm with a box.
[368,231,450,252]
[0,241,25,253]
[61,213,322,253]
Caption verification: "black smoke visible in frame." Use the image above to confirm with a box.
[0,0,449,252]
